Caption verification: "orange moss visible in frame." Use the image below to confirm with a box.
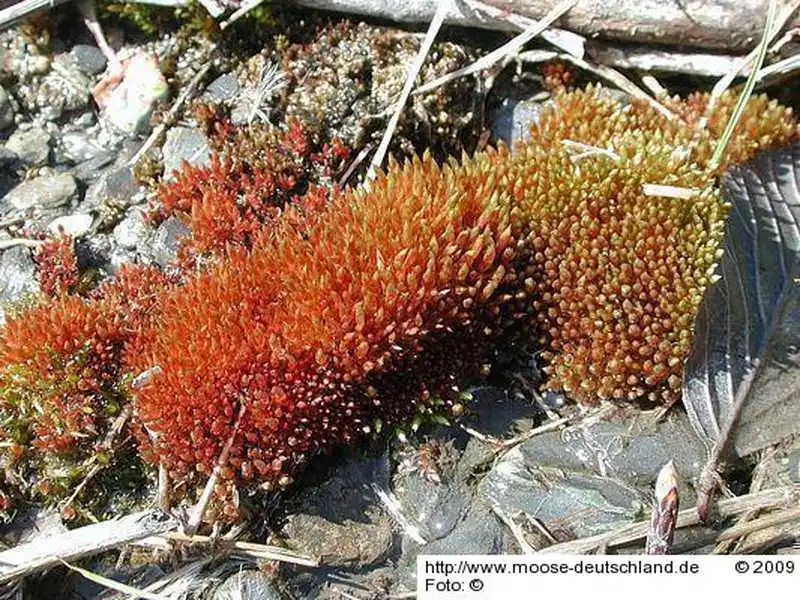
[0,264,170,504]
[133,86,798,497]
[2,85,798,507]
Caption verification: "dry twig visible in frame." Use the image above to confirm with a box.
[538,485,800,554]
[366,0,449,180]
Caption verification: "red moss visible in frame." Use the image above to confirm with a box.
[34,234,80,298]
[542,61,577,92]
[154,109,350,266]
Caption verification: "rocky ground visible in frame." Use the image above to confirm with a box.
[1,3,799,600]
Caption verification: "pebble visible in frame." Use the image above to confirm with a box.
[0,246,40,325]
[84,165,141,208]
[47,213,94,237]
[490,96,545,146]
[394,472,471,542]
[113,207,150,250]
[519,409,707,492]
[16,54,90,121]
[6,172,79,211]
[0,85,14,130]
[202,72,241,103]
[73,150,118,184]
[151,217,191,267]
[396,503,506,590]
[0,146,18,168]
[162,126,211,180]
[70,44,108,76]
[479,446,646,540]
[282,457,395,569]
[57,131,108,165]
[5,126,51,167]
[212,570,283,600]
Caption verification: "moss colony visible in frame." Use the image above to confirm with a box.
[1,86,798,515]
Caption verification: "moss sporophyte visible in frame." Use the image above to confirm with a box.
[1,86,797,515]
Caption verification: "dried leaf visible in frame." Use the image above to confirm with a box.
[683,143,800,458]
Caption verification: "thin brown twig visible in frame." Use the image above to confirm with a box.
[490,504,536,554]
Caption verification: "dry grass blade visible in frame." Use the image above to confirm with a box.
[137,532,319,567]
[462,0,585,58]
[371,483,427,545]
[220,0,266,29]
[642,184,699,199]
[185,403,247,536]
[708,0,780,170]
[490,504,536,554]
[537,485,799,554]
[516,50,676,120]
[413,0,578,96]
[59,559,169,600]
[366,0,450,181]
[755,53,800,85]
[0,510,177,585]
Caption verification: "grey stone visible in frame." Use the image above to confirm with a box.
[490,97,544,146]
[0,85,14,130]
[84,165,140,207]
[0,246,40,325]
[152,217,190,267]
[5,126,51,167]
[76,233,113,272]
[396,503,505,589]
[47,213,93,237]
[395,473,471,542]
[113,207,150,250]
[212,570,282,600]
[70,44,107,75]
[282,457,395,568]
[58,131,107,164]
[162,126,211,180]
[203,72,241,103]
[0,146,18,168]
[479,446,647,540]
[6,172,79,211]
[789,449,800,484]
[30,54,90,121]
[519,409,708,488]
[73,150,117,183]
